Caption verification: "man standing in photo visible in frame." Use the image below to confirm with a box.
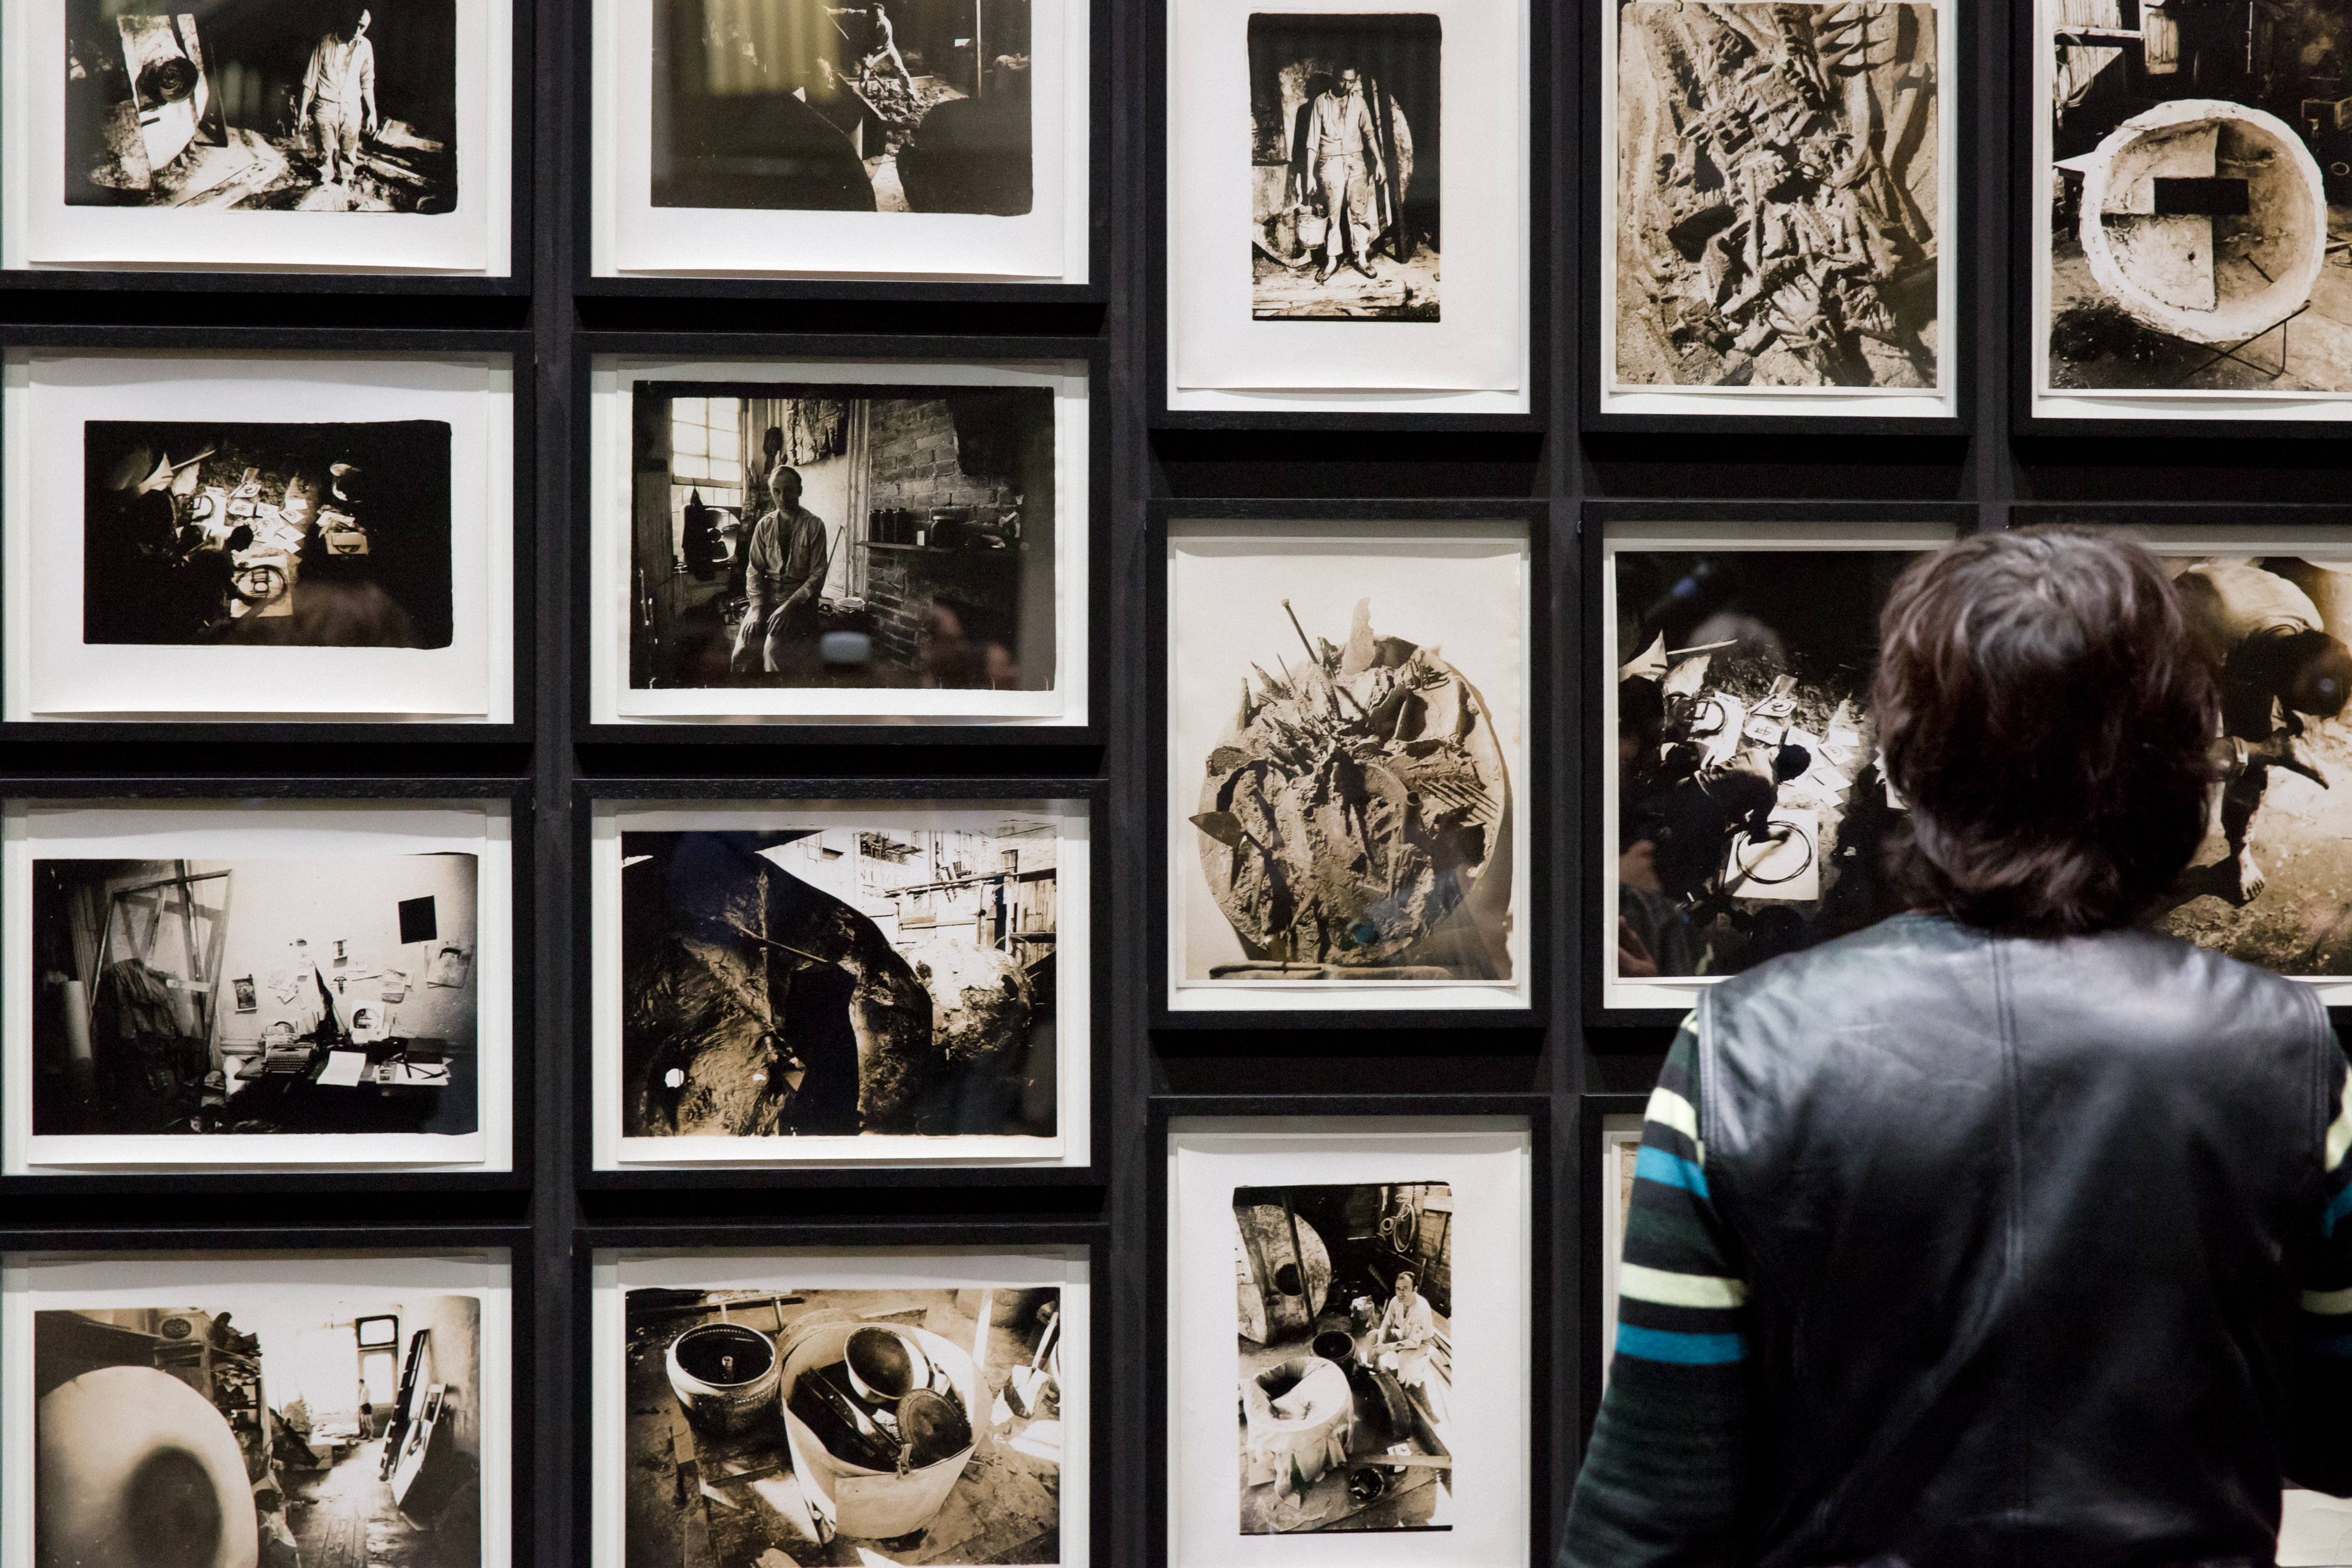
[1304,66,1386,283]
[300,8,379,188]
[732,464,832,679]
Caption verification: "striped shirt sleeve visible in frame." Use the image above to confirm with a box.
[1562,1017,1751,1567]
[2290,1038,2352,1495]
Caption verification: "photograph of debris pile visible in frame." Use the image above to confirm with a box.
[628,383,1055,698]
[1247,13,1442,321]
[2040,0,2352,397]
[1232,1182,1453,1534]
[64,3,459,214]
[1612,1,1940,391]
[81,418,453,651]
[652,0,1035,215]
[619,820,1062,1143]
[27,852,483,1143]
[1610,546,1926,982]
[34,1290,486,1568]
[623,1284,1065,1566]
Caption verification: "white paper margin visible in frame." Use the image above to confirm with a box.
[2,798,516,1173]
[3,0,512,276]
[590,1245,1091,1567]
[3,349,516,723]
[1164,518,1531,1011]
[588,355,1089,726]
[1164,0,1531,406]
[589,798,1093,1169]
[1166,1117,1531,1568]
[2,1248,515,1568]
[590,0,1090,283]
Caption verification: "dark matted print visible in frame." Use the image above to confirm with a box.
[627,384,1055,696]
[82,418,453,650]
[652,0,1035,216]
[28,854,482,1140]
[622,1283,1064,1563]
[1248,13,1441,320]
[34,1292,486,1566]
[2040,0,2352,396]
[619,822,1061,1142]
[1611,547,1925,982]
[1234,1182,1454,1533]
[65,2,459,214]
[1612,1,1939,391]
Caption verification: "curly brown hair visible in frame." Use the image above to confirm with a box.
[1874,526,2220,935]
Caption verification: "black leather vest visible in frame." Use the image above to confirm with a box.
[1698,914,2336,1567]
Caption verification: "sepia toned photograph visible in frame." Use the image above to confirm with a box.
[2039,0,2352,396]
[1248,14,1441,320]
[628,383,1056,698]
[1233,1182,1454,1533]
[1167,524,1528,1006]
[652,0,1034,216]
[26,854,483,1141]
[64,2,459,215]
[34,1289,486,1567]
[82,418,453,650]
[1612,1,1940,391]
[619,819,1061,1143]
[1610,546,1927,983]
[622,1282,1065,1564]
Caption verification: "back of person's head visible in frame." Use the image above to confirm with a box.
[1874,526,2218,936]
[1773,743,1811,783]
[2279,628,2352,718]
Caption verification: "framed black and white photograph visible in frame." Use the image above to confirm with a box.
[582,337,1099,741]
[580,782,1102,1181]
[1155,0,1536,423]
[587,0,1098,289]
[0,1241,517,1568]
[1595,0,1963,428]
[1575,1095,1646,1453]
[2006,507,2352,1011]
[2,339,522,731]
[586,1234,1096,1566]
[1154,504,1540,1027]
[1152,1101,1544,1566]
[1587,503,1972,1025]
[1,793,520,1178]
[2,0,517,278]
[2026,0,2352,429]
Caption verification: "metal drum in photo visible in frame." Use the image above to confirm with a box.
[621,1283,1064,1564]
[63,2,460,215]
[1231,1182,1454,1534]
[1612,1,1940,391]
[81,418,454,651]
[1247,14,1441,320]
[619,821,1060,1141]
[2040,0,2352,397]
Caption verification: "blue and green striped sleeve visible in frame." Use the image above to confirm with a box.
[1562,1017,1750,1567]
[2291,1039,2352,1495]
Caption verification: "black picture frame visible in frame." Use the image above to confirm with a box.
[1581,0,1974,437]
[570,330,1110,750]
[570,774,1112,1190]
[0,323,537,746]
[1145,497,1551,1033]
[0,775,536,1199]
[2007,0,2352,441]
[0,1220,537,1567]
[569,1218,1111,1566]
[0,4,535,298]
[1579,499,1981,1031]
[1144,0,1550,430]
[1575,1091,1646,1457]
[1144,1094,1556,1567]
[566,0,1111,303]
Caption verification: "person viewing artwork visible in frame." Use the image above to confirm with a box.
[1569,527,2352,1565]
